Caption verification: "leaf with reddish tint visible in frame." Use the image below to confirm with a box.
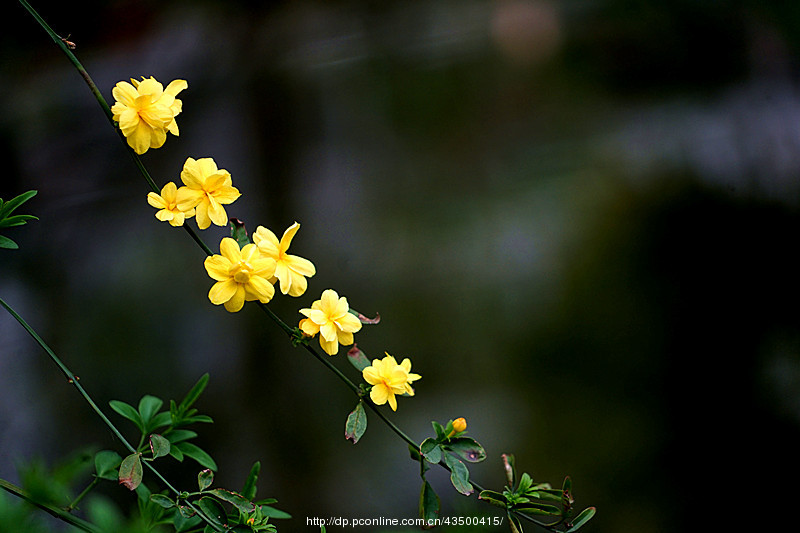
[118,453,143,490]
[198,468,214,491]
[208,488,255,514]
[445,437,486,463]
[346,346,371,372]
[344,402,367,444]
[565,507,596,532]
[149,434,170,459]
[353,310,380,325]
[229,218,250,248]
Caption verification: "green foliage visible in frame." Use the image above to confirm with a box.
[17,449,94,507]
[109,374,215,477]
[344,401,368,444]
[478,455,595,533]
[0,190,38,249]
[412,419,487,524]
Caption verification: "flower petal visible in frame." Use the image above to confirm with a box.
[209,279,238,305]
[223,285,246,312]
[219,237,242,262]
[204,255,232,281]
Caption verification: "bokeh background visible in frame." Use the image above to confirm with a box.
[2,1,800,531]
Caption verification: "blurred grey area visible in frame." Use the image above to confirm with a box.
[2,1,800,531]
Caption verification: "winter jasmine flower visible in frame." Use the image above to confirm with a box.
[146,182,194,226]
[298,289,362,355]
[176,157,241,230]
[253,222,316,297]
[362,353,421,411]
[111,76,186,154]
[204,237,277,312]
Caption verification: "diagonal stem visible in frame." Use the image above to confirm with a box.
[0,479,100,533]
[0,296,223,532]
[17,1,564,530]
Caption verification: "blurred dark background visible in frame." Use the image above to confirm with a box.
[2,1,800,531]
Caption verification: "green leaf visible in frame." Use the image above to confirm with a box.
[443,454,473,496]
[166,429,198,444]
[419,481,440,529]
[109,400,144,433]
[169,446,185,462]
[344,402,368,444]
[0,190,37,219]
[94,450,123,481]
[431,421,446,441]
[0,235,18,249]
[445,437,486,463]
[420,438,442,464]
[514,502,562,517]
[346,346,372,372]
[207,488,256,514]
[198,469,214,491]
[526,489,563,503]
[195,496,227,528]
[138,395,164,426]
[179,414,214,426]
[230,219,251,248]
[565,507,596,532]
[478,490,508,509]
[258,504,291,519]
[148,411,172,432]
[175,442,217,471]
[150,494,175,509]
[241,462,260,501]
[118,453,143,490]
[0,214,38,229]
[149,434,171,459]
[172,509,202,532]
[179,374,210,414]
[516,472,533,494]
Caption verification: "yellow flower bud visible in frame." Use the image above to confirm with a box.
[447,417,467,438]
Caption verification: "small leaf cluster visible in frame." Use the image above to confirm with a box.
[100,375,288,531]
[479,454,595,533]
[109,373,217,490]
[0,190,38,249]
[148,462,289,533]
[410,419,487,528]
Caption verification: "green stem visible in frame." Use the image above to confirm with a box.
[18,2,566,530]
[0,296,223,532]
[0,478,100,533]
[66,477,99,512]
[0,297,134,452]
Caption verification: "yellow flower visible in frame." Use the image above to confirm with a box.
[176,157,241,230]
[449,417,467,437]
[146,182,195,227]
[204,237,277,312]
[111,77,186,154]
[362,353,421,411]
[298,289,362,355]
[253,222,316,297]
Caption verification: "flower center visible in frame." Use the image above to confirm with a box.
[229,261,253,283]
